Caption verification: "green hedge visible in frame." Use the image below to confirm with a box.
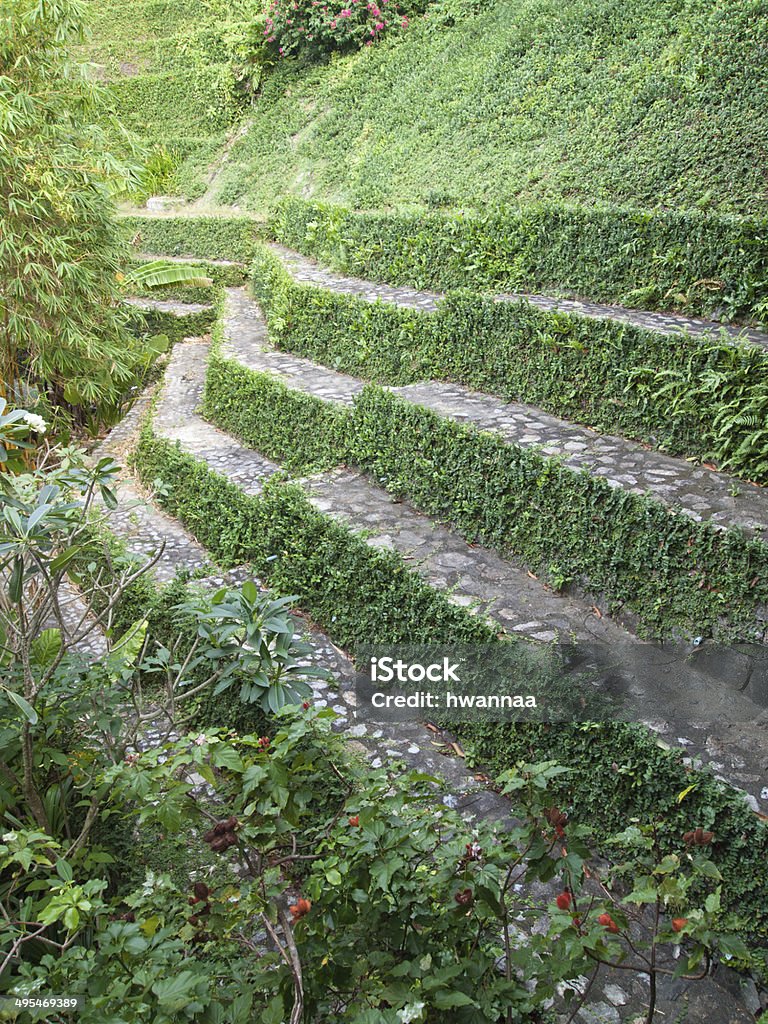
[250,242,768,484]
[122,215,260,262]
[203,355,352,472]
[125,303,216,344]
[270,197,768,326]
[204,350,768,641]
[133,423,768,964]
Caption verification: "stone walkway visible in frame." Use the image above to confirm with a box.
[99,347,765,1023]
[222,287,768,539]
[270,244,768,350]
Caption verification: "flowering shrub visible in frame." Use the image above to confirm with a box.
[263,0,421,59]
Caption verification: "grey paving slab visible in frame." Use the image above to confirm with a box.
[270,243,768,349]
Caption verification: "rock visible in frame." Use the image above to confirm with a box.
[146,195,187,212]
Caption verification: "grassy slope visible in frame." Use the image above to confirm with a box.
[210,0,768,215]
[78,0,256,200]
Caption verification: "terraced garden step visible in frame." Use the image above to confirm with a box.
[221,288,768,539]
[125,296,213,315]
[271,243,768,350]
[95,366,766,1024]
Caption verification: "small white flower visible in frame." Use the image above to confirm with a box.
[397,1003,425,1023]
[23,413,47,435]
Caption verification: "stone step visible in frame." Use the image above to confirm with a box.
[270,243,768,350]
[124,296,213,316]
[100,348,766,1023]
[153,339,768,812]
[220,287,768,540]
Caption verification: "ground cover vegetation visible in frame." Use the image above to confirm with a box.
[5,0,768,1017]
[208,0,768,217]
[3,405,754,1021]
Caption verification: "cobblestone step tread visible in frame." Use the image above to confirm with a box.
[125,296,213,315]
[270,243,768,349]
[222,288,768,539]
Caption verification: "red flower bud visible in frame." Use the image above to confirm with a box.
[454,887,473,907]
[348,814,359,827]
[672,917,688,933]
[556,891,572,911]
[597,912,619,934]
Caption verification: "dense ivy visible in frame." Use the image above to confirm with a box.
[123,215,260,262]
[251,242,768,483]
[133,424,768,961]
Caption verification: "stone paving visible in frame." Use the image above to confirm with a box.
[222,288,363,404]
[221,287,768,539]
[124,296,213,316]
[270,243,768,349]
[98,346,765,1022]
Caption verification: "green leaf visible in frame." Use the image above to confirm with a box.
[152,970,200,1009]
[5,687,38,724]
[9,557,23,603]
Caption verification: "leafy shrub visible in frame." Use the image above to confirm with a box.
[264,0,420,59]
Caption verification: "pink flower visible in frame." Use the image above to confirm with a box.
[330,19,337,27]
[340,7,352,15]
[279,46,284,53]
[375,20,384,29]
[365,39,372,44]
[400,14,408,24]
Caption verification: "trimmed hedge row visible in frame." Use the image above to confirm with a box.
[251,243,768,484]
[125,303,216,344]
[270,197,768,325]
[203,356,351,472]
[203,351,768,642]
[133,423,768,962]
[122,215,260,262]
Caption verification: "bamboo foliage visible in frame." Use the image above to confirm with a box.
[0,0,138,417]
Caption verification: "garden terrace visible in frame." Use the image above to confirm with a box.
[82,367,765,1021]
[112,281,768,965]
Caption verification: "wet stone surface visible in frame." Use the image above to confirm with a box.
[270,243,768,349]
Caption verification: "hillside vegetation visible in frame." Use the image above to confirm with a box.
[80,0,768,217]
[213,0,768,215]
